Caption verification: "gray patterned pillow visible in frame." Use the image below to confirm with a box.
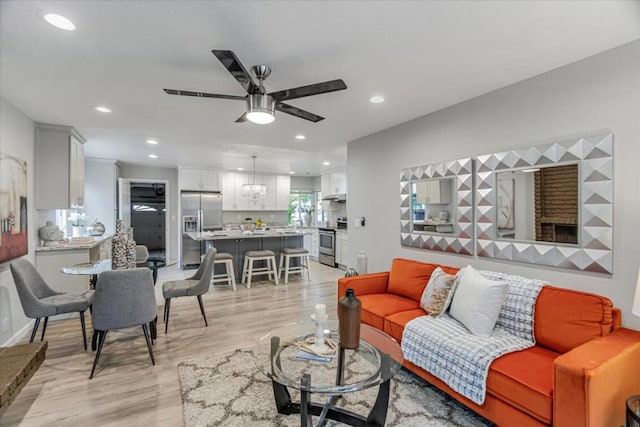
[420,267,459,316]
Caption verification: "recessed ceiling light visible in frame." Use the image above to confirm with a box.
[44,13,76,31]
[94,106,112,113]
[237,167,244,171]
[369,95,385,104]
[289,171,295,174]
[146,139,158,145]
[148,154,158,159]
[323,161,330,166]
[295,135,306,140]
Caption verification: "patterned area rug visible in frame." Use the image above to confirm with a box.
[178,348,494,426]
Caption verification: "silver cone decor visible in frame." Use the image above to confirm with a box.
[127,228,137,268]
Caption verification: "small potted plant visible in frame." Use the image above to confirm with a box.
[68,212,87,237]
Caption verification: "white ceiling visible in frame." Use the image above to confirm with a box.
[1,1,639,176]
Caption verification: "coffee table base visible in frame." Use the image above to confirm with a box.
[271,337,391,427]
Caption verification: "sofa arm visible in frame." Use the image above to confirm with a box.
[337,272,390,299]
[553,328,640,427]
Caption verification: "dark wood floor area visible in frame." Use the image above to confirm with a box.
[2,261,344,426]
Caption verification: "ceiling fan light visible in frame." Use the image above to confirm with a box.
[246,94,276,124]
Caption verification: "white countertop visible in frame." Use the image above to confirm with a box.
[35,235,112,252]
[187,230,310,241]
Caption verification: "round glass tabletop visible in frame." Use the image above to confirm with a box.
[255,319,403,395]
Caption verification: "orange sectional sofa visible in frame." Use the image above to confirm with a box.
[337,258,640,427]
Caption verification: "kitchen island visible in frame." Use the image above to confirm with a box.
[187,230,307,279]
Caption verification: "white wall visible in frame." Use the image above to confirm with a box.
[119,164,179,264]
[0,98,36,345]
[84,158,119,236]
[347,41,640,329]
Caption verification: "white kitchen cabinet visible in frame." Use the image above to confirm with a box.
[275,175,291,210]
[311,229,319,260]
[35,123,86,209]
[179,166,221,191]
[222,171,239,210]
[336,231,348,268]
[321,170,347,196]
[303,233,312,254]
[415,179,451,204]
[84,158,120,236]
[222,172,290,211]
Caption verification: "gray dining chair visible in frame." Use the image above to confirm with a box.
[162,248,216,333]
[89,267,157,379]
[10,258,94,350]
[135,245,150,264]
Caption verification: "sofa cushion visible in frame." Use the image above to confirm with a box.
[358,293,420,330]
[383,308,426,342]
[449,265,509,337]
[487,345,558,424]
[420,267,458,317]
[535,286,614,354]
[387,258,438,301]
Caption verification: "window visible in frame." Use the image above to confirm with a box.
[289,190,314,225]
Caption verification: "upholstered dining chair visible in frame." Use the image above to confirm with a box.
[135,245,150,264]
[162,248,216,334]
[89,267,157,379]
[10,258,93,350]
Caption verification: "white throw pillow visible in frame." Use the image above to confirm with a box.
[449,265,508,337]
[420,267,459,317]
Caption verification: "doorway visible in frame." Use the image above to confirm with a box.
[118,178,170,261]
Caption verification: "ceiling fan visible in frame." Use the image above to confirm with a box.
[164,49,347,124]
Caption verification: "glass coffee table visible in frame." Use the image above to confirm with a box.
[255,319,403,426]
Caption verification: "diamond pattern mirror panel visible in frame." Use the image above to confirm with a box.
[400,158,474,255]
[475,131,613,274]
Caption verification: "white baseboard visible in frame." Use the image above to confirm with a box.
[2,319,34,347]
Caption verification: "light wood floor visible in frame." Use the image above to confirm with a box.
[2,261,344,426]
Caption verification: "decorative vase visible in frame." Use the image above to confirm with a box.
[126,228,137,268]
[111,220,129,270]
[39,220,64,246]
[71,226,85,237]
[338,288,361,349]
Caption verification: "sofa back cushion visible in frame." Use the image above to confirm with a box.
[534,286,613,354]
[387,258,459,302]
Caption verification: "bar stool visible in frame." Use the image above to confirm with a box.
[242,250,279,288]
[212,252,236,290]
[278,248,311,284]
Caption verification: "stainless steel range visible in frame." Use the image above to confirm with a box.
[318,227,336,267]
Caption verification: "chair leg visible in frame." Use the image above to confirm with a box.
[29,318,41,343]
[79,312,87,351]
[278,254,284,279]
[228,260,236,291]
[197,295,208,327]
[141,324,155,365]
[40,317,49,341]
[241,256,248,284]
[89,330,108,379]
[272,257,279,285]
[164,299,171,334]
[305,254,311,281]
[284,255,290,284]
[246,259,253,289]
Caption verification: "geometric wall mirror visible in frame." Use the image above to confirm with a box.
[400,157,474,255]
[475,130,613,274]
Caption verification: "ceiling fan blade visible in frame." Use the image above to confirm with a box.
[211,50,264,95]
[269,79,347,102]
[163,89,246,100]
[276,102,324,123]
[235,110,248,123]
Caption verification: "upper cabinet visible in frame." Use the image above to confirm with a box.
[415,179,451,204]
[35,123,86,209]
[179,166,221,191]
[221,171,290,211]
[321,169,347,195]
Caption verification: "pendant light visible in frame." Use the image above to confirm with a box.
[242,155,266,202]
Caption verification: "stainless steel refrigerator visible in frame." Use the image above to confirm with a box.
[181,191,223,268]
